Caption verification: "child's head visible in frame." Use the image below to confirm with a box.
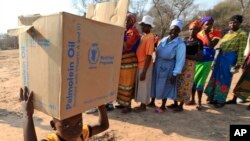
[50,114,83,140]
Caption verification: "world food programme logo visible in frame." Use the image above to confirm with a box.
[88,42,100,64]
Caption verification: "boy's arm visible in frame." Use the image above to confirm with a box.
[89,105,109,137]
[20,87,38,141]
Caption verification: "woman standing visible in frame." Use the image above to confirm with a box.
[133,15,155,112]
[188,16,221,107]
[174,21,203,112]
[151,19,186,113]
[116,13,141,113]
[226,33,250,110]
[204,15,248,108]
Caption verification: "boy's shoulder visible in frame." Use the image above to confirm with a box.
[42,124,91,141]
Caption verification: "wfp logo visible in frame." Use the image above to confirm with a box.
[88,43,100,64]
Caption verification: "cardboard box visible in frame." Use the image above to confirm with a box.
[86,0,129,27]
[14,12,125,120]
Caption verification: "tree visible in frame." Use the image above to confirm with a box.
[203,0,250,31]
[0,34,18,50]
[149,0,194,38]
[129,0,149,18]
[72,0,112,16]
[237,0,250,15]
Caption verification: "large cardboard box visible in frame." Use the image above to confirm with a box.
[15,12,125,120]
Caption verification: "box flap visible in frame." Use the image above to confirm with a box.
[86,0,129,27]
[18,14,41,26]
[7,26,33,36]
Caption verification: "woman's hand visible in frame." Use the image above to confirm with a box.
[20,87,34,117]
[170,75,177,84]
[140,71,146,81]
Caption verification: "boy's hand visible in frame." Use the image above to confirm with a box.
[20,87,34,117]
[140,71,146,81]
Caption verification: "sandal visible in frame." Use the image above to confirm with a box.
[167,104,178,109]
[173,106,183,112]
[106,104,114,111]
[214,103,225,108]
[226,100,237,104]
[133,106,146,113]
[186,101,196,106]
[247,105,250,111]
[155,107,165,113]
[122,107,132,113]
[196,105,203,111]
[115,105,125,109]
[207,100,217,105]
[86,108,97,114]
[147,102,156,108]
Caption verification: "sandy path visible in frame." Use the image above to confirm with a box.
[0,49,249,141]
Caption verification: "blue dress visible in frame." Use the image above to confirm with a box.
[151,36,186,99]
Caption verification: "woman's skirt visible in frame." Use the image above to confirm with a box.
[234,55,250,101]
[117,53,138,106]
[177,59,196,102]
[192,61,212,91]
[205,51,237,103]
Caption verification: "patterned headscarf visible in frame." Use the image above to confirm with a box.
[200,16,214,25]
[189,20,201,29]
[127,13,137,25]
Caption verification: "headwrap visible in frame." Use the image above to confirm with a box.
[229,15,243,23]
[127,13,137,25]
[200,16,214,25]
[189,20,201,29]
[170,19,183,30]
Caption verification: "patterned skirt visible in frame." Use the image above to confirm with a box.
[117,52,138,106]
[234,55,250,100]
[205,51,237,103]
[177,59,195,102]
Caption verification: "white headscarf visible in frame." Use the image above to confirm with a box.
[170,19,183,30]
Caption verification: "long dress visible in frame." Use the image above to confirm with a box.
[151,36,186,100]
[193,29,221,91]
[117,27,140,106]
[134,33,154,104]
[205,29,248,103]
[176,38,203,102]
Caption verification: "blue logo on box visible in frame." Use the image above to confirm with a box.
[88,43,100,64]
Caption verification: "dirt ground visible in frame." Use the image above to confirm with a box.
[0,49,249,141]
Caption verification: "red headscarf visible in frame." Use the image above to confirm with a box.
[189,20,201,29]
[127,13,137,26]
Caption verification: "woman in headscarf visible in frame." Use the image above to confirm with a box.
[173,20,203,112]
[116,13,141,113]
[188,16,221,108]
[204,15,248,108]
[150,19,186,113]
